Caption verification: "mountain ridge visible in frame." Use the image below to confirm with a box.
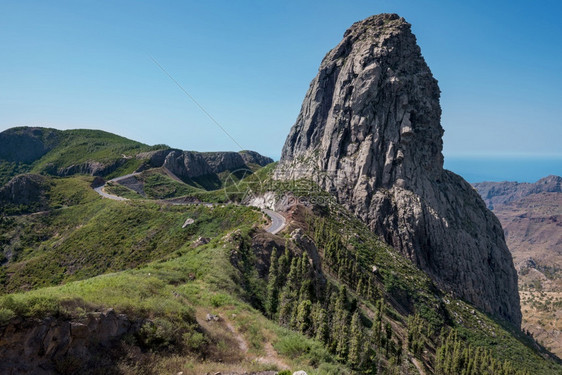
[0,127,273,189]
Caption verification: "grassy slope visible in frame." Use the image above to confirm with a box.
[0,181,346,373]
[101,163,562,373]
[30,129,152,173]
[0,176,262,293]
[308,202,561,374]
[0,167,561,374]
[0,161,30,186]
[0,127,167,185]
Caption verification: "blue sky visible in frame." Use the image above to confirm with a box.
[0,1,561,180]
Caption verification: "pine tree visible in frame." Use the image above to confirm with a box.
[334,286,350,359]
[348,311,363,368]
[313,305,329,344]
[277,247,291,286]
[278,257,299,326]
[356,277,364,296]
[296,299,312,334]
[265,247,279,318]
[385,322,392,354]
[300,252,309,279]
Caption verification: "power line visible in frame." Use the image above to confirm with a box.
[149,55,244,151]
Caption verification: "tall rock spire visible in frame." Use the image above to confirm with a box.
[277,13,521,326]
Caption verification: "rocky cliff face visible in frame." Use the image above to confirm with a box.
[0,174,48,205]
[0,127,60,163]
[0,174,50,214]
[142,149,273,180]
[277,13,521,325]
[0,309,141,375]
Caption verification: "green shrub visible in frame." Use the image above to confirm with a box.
[183,328,207,351]
[0,295,60,320]
[0,308,15,325]
[210,293,231,307]
[138,318,177,350]
[275,334,311,357]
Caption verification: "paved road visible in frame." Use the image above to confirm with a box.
[93,185,128,201]
[92,173,141,201]
[110,172,140,183]
[263,209,286,235]
[93,175,287,234]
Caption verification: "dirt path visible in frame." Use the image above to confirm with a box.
[224,319,288,370]
[411,356,426,374]
[225,321,249,353]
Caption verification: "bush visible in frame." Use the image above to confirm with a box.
[210,293,231,307]
[138,318,177,350]
[0,295,60,318]
[183,328,207,351]
[275,334,311,357]
[0,308,15,325]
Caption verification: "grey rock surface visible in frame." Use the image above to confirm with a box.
[0,309,142,374]
[0,127,60,163]
[144,149,273,180]
[239,150,275,167]
[277,13,521,325]
[0,174,48,206]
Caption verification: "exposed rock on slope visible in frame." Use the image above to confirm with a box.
[0,127,273,186]
[0,174,48,205]
[0,310,142,375]
[239,150,275,167]
[141,149,273,180]
[0,174,50,214]
[0,127,60,163]
[277,13,521,325]
[473,176,561,270]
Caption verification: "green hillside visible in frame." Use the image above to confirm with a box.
[0,127,164,185]
[1,167,561,374]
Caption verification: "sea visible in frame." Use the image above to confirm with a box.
[444,156,562,183]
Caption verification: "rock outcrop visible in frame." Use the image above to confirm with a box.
[141,148,273,180]
[277,13,521,325]
[0,174,50,214]
[0,309,141,375]
[0,174,48,205]
[0,127,60,163]
[239,150,275,167]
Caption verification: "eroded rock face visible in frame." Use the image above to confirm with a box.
[143,149,273,180]
[277,13,521,325]
[0,174,48,206]
[0,309,141,374]
[0,127,60,163]
[239,150,275,167]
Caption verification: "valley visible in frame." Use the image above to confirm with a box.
[474,176,562,357]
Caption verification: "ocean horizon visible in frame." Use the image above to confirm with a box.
[444,156,562,183]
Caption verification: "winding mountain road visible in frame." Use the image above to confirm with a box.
[93,176,286,234]
[263,209,286,235]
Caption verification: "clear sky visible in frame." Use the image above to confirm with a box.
[1,1,561,173]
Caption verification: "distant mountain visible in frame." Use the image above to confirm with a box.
[474,176,562,357]
[474,175,561,209]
